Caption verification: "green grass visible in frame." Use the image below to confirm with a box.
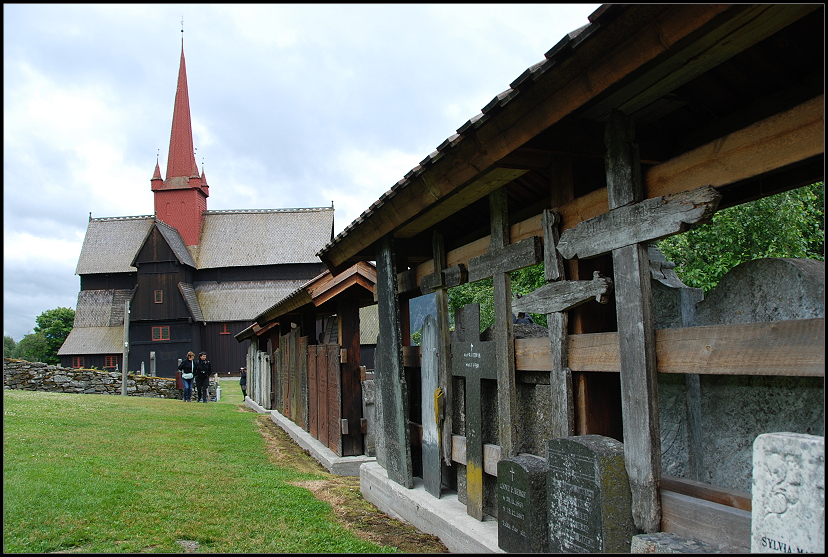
[3,381,394,553]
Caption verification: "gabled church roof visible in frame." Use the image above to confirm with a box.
[76,208,332,275]
[76,216,154,274]
[193,208,334,269]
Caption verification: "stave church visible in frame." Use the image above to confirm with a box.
[58,39,332,377]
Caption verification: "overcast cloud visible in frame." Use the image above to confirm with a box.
[3,3,600,342]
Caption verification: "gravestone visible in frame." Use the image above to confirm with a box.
[451,303,498,520]
[751,432,824,553]
[498,454,549,553]
[547,435,634,553]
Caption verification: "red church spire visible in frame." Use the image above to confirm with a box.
[151,37,209,247]
[165,40,200,186]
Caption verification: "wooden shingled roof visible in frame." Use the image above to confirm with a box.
[236,261,377,341]
[316,4,824,275]
[76,207,334,275]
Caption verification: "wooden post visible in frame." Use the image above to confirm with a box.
[489,188,518,458]
[337,297,364,457]
[121,300,129,396]
[375,234,413,488]
[605,109,661,533]
[420,313,442,497]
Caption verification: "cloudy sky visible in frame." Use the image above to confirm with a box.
[3,3,600,342]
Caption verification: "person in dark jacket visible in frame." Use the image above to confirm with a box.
[177,351,196,402]
[239,367,247,400]
[194,352,212,403]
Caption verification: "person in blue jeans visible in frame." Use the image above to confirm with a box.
[178,351,196,402]
[194,351,213,403]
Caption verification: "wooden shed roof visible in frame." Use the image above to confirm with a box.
[316,4,824,275]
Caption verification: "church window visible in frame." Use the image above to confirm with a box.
[220,323,231,335]
[104,356,118,368]
[154,290,163,303]
[152,326,170,341]
[72,357,85,368]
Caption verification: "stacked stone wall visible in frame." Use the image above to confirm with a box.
[3,358,181,398]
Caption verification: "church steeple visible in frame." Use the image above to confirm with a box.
[151,37,209,247]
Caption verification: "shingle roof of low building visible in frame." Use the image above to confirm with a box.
[57,326,124,355]
[195,280,309,321]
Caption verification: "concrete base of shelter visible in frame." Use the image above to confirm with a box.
[360,460,502,553]
[244,397,375,476]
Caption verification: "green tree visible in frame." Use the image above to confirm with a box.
[31,307,75,365]
[16,330,50,363]
[4,335,19,358]
[658,182,824,293]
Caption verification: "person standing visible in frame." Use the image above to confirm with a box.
[178,351,196,402]
[194,351,212,403]
[239,367,247,400]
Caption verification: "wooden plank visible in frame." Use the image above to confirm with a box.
[450,434,502,477]
[299,335,308,431]
[512,270,613,314]
[327,343,341,455]
[645,94,825,197]
[308,345,318,438]
[318,346,329,449]
[338,298,363,457]
[467,235,543,283]
[511,319,825,376]
[661,490,751,552]
[661,475,751,512]
[420,314,442,497]
[607,109,661,534]
[489,189,518,459]
[374,235,413,488]
[557,186,721,260]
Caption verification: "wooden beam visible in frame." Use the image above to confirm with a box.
[661,475,751,513]
[397,96,824,292]
[660,490,750,552]
[512,319,825,377]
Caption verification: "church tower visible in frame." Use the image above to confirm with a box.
[151,39,209,246]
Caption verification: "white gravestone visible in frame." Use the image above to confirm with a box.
[751,432,824,553]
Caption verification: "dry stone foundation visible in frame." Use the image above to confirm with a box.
[3,358,182,398]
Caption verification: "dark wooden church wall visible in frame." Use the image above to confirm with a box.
[201,321,251,374]
[80,272,136,291]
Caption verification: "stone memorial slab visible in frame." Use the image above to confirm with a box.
[751,432,824,554]
[498,454,549,553]
[547,435,634,553]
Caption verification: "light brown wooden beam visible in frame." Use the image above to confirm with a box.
[514,318,825,377]
[399,96,824,292]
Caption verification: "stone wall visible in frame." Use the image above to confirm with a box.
[3,358,182,398]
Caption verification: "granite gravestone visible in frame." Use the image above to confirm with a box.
[751,432,825,554]
[498,454,549,553]
[547,435,634,553]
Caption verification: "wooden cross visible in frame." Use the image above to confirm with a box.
[466,188,544,459]
[512,209,613,439]
[450,303,499,520]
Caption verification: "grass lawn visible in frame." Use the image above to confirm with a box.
[3,379,398,553]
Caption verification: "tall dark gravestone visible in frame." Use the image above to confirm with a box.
[547,435,634,553]
[498,454,549,553]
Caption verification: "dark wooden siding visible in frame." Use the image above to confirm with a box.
[201,321,252,375]
[80,273,136,291]
[128,321,202,378]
